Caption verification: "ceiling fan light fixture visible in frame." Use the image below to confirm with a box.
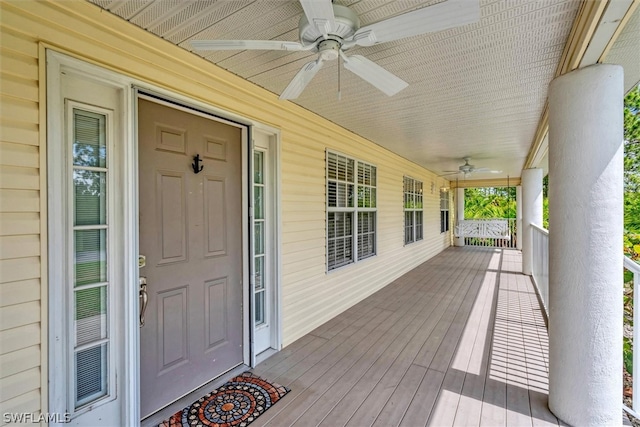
[318,40,341,61]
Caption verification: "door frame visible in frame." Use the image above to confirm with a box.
[47,50,282,425]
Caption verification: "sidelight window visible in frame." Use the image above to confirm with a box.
[440,188,450,233]
[69,106,114,410]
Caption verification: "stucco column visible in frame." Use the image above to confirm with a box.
[548,64,623,426]
[521,169,542,275]
[515,185,523,250]
[454,187,465,246]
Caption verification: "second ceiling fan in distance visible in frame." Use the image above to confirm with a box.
[441,157,502,178]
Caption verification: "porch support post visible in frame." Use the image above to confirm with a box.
[516,185,522,250]
[454,187,465,246]
[548,64,623,426]
[521,168,543,275]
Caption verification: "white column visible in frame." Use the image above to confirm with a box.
[521,169,542,275]
[454,187,465,246]
[516,185,523,250]
[548,64,623,426]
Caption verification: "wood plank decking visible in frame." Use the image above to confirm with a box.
[251,247,557,427]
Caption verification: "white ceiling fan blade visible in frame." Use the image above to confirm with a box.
[299,0,335,37]
[472,168,501,173]
[351,0,479,47]
[342,55,408,96]
[279,59,324,100]
[190,40,304,51]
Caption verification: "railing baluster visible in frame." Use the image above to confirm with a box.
[530,224,549,316]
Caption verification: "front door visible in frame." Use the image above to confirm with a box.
[138,98,244,418]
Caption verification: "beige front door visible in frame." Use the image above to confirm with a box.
[138,98,244,418]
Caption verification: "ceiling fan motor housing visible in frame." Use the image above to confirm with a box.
[299,4,360,47]
[460,157,475,172]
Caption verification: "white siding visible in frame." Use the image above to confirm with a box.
[0,1,452,412]
[0,20,43,420]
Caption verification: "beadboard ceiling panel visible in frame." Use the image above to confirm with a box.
[604,4,640,93]
[90,0,586,179]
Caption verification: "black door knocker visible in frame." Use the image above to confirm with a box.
[192,154,204,174]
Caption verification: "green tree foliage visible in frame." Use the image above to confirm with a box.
[622,86,639,376]
[624,86,640,194]
[542,175,549,229]
[464,187,516,219]
[624,86,640,262]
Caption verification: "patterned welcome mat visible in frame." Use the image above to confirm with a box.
[159,372,289,427]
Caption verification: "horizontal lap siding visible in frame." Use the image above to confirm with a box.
[0,4,452,414]
[280,119,452,340]
[0,19,43,419]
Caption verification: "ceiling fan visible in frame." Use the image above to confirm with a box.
[190,0,479,100]
[442,157,502,177]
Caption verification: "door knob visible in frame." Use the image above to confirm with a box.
[139,277,148,327]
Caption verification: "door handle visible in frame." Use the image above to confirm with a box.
[139,277,148,328]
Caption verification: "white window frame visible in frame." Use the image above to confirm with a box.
[47,51,136,425]
[326,150,377,271]
[404,176,424,245]
[251,128,282,364]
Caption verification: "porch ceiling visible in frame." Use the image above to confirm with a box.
[604,3,640,92]
[88,0,634,182]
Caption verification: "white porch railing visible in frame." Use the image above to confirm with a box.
[528,223,640,419]
[457,218,517,249]
[625,256,640,418]
[531,224,549,316]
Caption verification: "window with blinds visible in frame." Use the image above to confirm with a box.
[404,177,423,244]
[326,151,376,271]
[71,108,111,409]
[440,188,450,233]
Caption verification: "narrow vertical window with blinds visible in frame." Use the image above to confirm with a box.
[71,108,112,410]
[440,188,450,233]
[403,176,423,244]
[326,151,376,271]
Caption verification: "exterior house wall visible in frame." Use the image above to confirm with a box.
[0,0,450,416]
[0,15,45,418]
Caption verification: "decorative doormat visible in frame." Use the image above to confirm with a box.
[159,371,290,427]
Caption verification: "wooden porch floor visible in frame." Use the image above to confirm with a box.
[251,247,558,427]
